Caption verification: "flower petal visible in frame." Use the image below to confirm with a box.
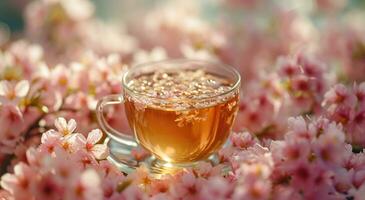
[91,144,109,159]
[80,169,102,200]
[54,117,67,132]
[25,147,38,166]
[13,163,29,178]
[41,129,61,144]
[81,169,100,188]
[63,133,86,152]
[0,80,11,96]
[14,80,30,98]
[67,119,77,133]
[0,173,18,193]
[87,129,102,145]
[181,172,196,187]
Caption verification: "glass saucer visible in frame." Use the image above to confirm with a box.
[104,137,231,177]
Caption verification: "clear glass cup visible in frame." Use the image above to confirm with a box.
[96,59,241,173]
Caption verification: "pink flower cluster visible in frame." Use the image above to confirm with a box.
[0,40,131,164]
[1,118,116,200]
[0,0,364,199]
[2,116,365,200]
[323,83,365,146]
[234,53,332,138]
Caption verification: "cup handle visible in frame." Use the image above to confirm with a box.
[96,94,137,147]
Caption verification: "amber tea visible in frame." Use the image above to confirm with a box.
[97,59,241,170]
[124,69,239,163]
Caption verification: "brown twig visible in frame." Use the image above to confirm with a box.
[23,113,47,141]
[0,154,14,176]
[0,106,79,176]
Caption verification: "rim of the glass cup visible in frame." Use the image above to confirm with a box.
[122,58,241,101]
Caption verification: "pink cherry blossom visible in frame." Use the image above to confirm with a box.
[313,123,346,166]
[193,162,224,179]
[121,184,147,200]
[129,166,152,188]
[200,176,232,200]
[73,129,109,159]
[50,65,72,95]
[355,83,365,105]
[231,131,256,149]
[323,84,356,107]
[25,147,43,168]
[0,80,29,105]
[0,162,35,200]
[33,173,64,200]
[73,149,98,168]
[333,168,353,193]
[280,139,311,167]
[277,56,301,77]
[233,163,272,200]
[0,104,24,153]
[51,148,80,182]
[102,175,124,199]
[39,131,62,154]
[170,171,203,200]
[98,160,123,178]
[149,178,170,196]
[65,169,102,200]
[323,83,365,146]
[54,117,77,136]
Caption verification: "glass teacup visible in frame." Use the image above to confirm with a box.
[96,59,240,173]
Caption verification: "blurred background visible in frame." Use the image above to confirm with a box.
[1,0,365,32]
[1,0,365,82]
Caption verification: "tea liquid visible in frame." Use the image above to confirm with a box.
[124,69,239,163]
